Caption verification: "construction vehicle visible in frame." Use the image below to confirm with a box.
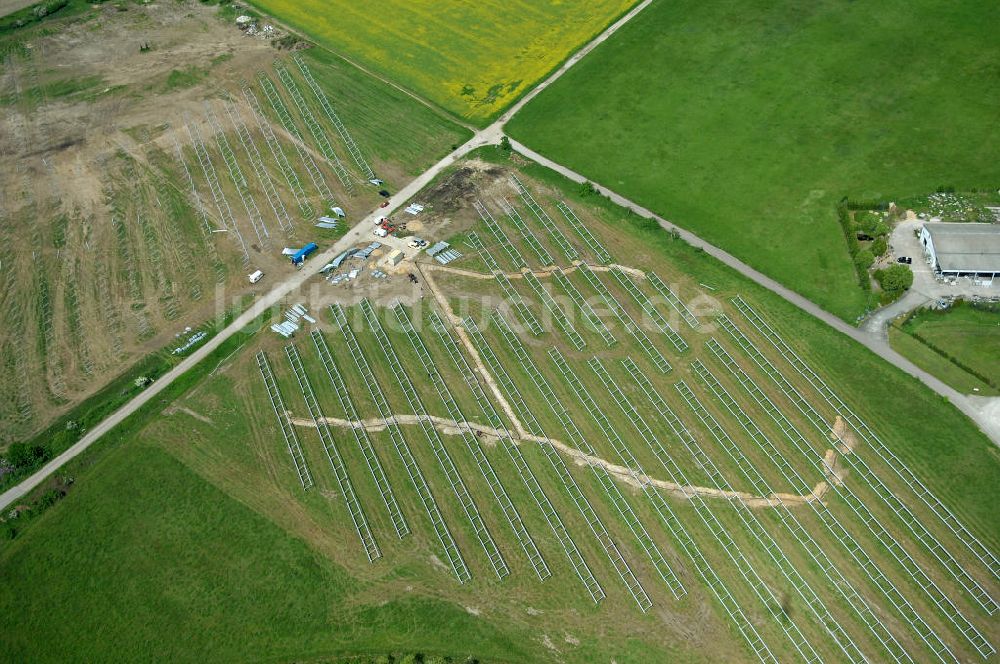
[374,217,397,237]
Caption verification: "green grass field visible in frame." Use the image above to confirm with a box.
[0,443,537,663]
[3,151,998,662]
[890,302,1000,396]
[506,0,1000,321]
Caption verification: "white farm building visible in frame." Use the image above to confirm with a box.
[919,223,1000,278]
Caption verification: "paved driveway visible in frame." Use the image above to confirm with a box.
[863,219,1000,338]
[890,219,999,302]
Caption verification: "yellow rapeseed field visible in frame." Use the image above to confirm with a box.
[250,0,636,123]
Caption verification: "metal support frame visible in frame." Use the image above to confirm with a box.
[510,174,579,261]
[257,72,336,204]
[715,317,987,660]
[491,311,650,612]
[331,304,470,583]
[522,271,586,350]
[273,62,353,192]
[675,373,869,663]
[475,200,527,269]
[169,130,213,234]
[204,101,270,245]
[359,300,508,579]
[242,84,313,218]
[732,295,1000,597]
[552,267,616,346]
[185,121,249,264]
[284,344,379,561]
[430,312,579,581]
[467,231,543,335]
[394,305,545,579]
[694,349,912,663]
[609,267,687,352]
[578,263,670,372]
[499,198,553,266]
[255,350,313,488]
[556,201,612,264]
[548,348,686,600]
[608,357,817,664]
[293,54,375,181]
[224,96,292,232]
[310,330,409,539]
[647,272,699,329]
[732,307,997,621]
[462,317,603,602]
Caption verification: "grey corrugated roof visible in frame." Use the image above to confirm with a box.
[925,223,1000,273]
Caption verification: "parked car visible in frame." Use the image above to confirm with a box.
[896,256,912,264]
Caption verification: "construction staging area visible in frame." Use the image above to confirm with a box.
[0,0,466,444]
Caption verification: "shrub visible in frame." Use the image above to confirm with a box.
[871,237,887,256]
[272,35,300,50]
[836,203,858,252]
[858,213,879,235]
[854,249,875,272]
[3,443,48,470]
[37,489,65,510]
[874,264,913,295]
[843,198,889,211]
[499,135,511,151]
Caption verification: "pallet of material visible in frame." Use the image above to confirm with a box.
[354,241,381,260]
[434,249,462,265]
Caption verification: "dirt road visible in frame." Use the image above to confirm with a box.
[287,412,830,509]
